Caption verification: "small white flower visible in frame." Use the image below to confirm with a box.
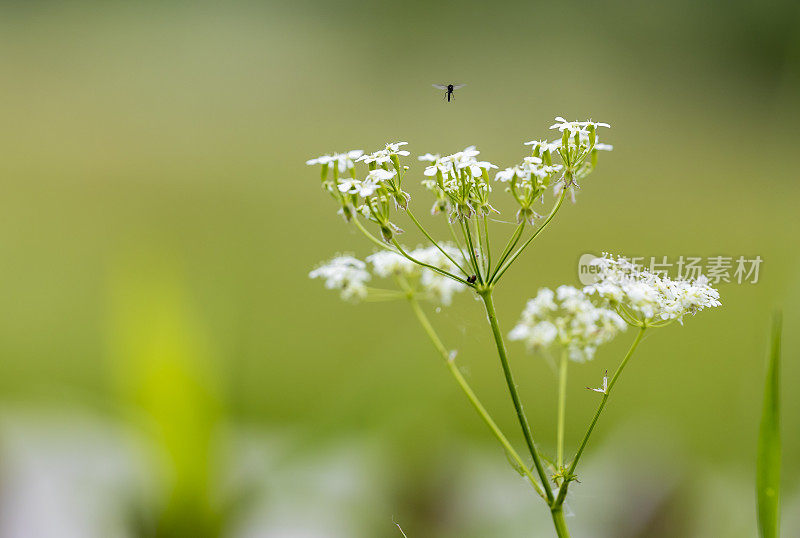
[367,168,397,182]
[337,178,360,193]
[549,117,611,139]
[306,154,335,166]
[355,179,380,197]
[524,139,560,153]
[495,166,525,183]
[581,119,611,129]
[550,116,588,134]
[464,160,498,176]
[357,150,392,165]
[306,150,363,171]
[418,153,440,162]
[385,141,409,154]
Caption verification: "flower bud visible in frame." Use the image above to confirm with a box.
[456,202,474,220]
[390,154,401,173]
[431,198,449,215]
[393,190,410,210]
[516,207,542,224]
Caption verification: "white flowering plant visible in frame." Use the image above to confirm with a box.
[307,118,720,537]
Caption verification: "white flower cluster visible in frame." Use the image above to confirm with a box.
[509,286,627,362]
[307,142,412,239]
[357,141,411,165]
[305,117,613,231]
[419,146,498,220]
[309,256,371,301]
[583,254,722,325]
[311,244,469,306]
[305,150,364,172]
[494,117,612,220]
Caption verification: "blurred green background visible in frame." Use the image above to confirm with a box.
[0,1,799,536]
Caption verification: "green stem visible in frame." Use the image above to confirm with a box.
[557,350,569,472]
[403,286,546,499]
[390,238,471,286]
[352,215,470,286]
[473,217,486,275]
[406,208,471,276]
[482,215,492,275]
[490,189,567,285]
[550,506,571,538]
[352,214,401,253]
[479,290,554,503]
[490,221,525,281]
[461,220,484,283]
[555,326,647,506]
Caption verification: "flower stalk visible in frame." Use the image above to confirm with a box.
[554,326,647,507]
[401,281,547,500]
[479,288,555,503]
[307,117,721,537]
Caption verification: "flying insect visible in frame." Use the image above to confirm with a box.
[433,83,465,102]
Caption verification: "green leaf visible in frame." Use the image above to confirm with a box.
[757,311,782,538]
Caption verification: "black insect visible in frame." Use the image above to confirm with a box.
[433,83,465,102]
[467,275,477,284]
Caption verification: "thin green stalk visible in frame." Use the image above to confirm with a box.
[447,219,471,267]
[352,214,401,253]
[403,286,546,499]
[490,189,567,285]
[550,506,571,538]
[473,216,486,275]
[461,220,484,283]
[482,215,492,275]
[479,290,554,503]
[555,326,647,506]
[406,208,472,276]
[353,215,470,286]
[390,238,471,286]
[490,221,525,281]
[557,350,569,472]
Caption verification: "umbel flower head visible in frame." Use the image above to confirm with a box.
[308,255,371,301]
[305,116,612,236]
[419,145,499,221]
[509,286,627,362]
[311,244,470,306]
[583,254,722,326]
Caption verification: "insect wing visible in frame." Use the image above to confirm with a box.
[452,84,466,89]
[432,84,448,89]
